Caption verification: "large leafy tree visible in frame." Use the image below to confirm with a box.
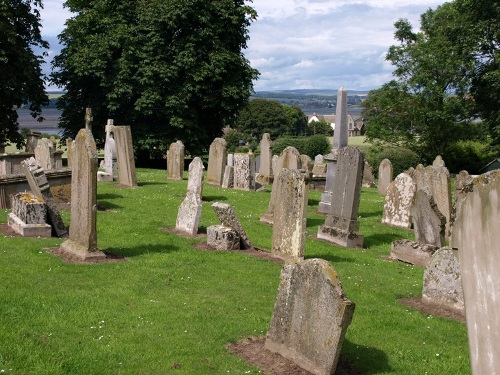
[51,0,259,157]
[0,0,49,147]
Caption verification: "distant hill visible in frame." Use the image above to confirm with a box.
[254,89,370,97]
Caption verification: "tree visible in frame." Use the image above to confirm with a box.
[0,0,49,147]
[51,0,259,157]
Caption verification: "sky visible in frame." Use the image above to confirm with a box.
[39,0,448,92]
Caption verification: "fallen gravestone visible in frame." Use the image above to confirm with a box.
[390,239,438,267]
[212,202,252,249]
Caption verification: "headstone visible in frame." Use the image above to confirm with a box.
[103,121,117,179]
[271,155,278,176]
[272,169,309,261]
[390,239,438,267]
[382,173,416,229]
[451,170,500,374]
[186,157,204,197]
[260,146,301,224]
[233,153,255,191]
[167,140,185,180]
[256,133,273,184]
[59,129,105,260]
[113,126,138,187]
[207,138,227,186]
[300,154,312,177]
[7,192,52,237]
[84,107,93,131]
[175,192,202,236]
[422,247,464,315]
[411,189,446,247]
[34,138,55,170]
[97,171,113,182]
[317,147,365,248]
[454,170,473,202]
[432,155,445,168]
[25,131,41,153]
[312,154,326,177]
[265,259,355,375]
[22,157,68,237]
[362,161,376,188]
[66,138,74,168]
[212,202,252,249]
[227,153,234,167]
[207,225,240,250]
[378,158,393,195]
[221,165,234,189]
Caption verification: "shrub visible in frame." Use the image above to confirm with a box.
[272,135,330,159]
[443,140,497,174]
[223,129,248,153]
[367,146,421,178]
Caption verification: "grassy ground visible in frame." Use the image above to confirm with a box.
[0,168,470,374]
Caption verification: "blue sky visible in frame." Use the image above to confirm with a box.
[40,0,447,92]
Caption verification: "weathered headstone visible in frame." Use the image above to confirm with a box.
[8,192,51,237]
[233,153,255,191]
[451,171,500,374]
[260,146,301,224]
[167,140,185,180]
[390,239,438,267]
[272,169,309,261]
[378,158,393,195]
[103,121,117,179]
[411,189,446,247]
[59,129,105,260]
[207,138,227,186]
[382,173,416,229]
[207,225,240,250]
[34,138,55,170]
[256,133,273,184]
[454,170,474,203]
[175,192,202,236]
[221,165,234,189]
[25,130,41,153]
[362,161,376,188]
[318,151,337,214]
[227,153,234,167]
[66,138,74,168]
[312,154,326,177]
[265,258,355,375]
[113,126,138,187]
[22,157,68,237]
[317,147,364,248]
[422,247,464,315]
[212,202,252,249]
[186,157,204,197]
[432,155,445,168]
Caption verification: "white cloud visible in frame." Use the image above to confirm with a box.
[39,0,71,37]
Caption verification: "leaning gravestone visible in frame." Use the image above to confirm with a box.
[22,157,68,237]
[272,169,309,261]
[113,125,138,187]
[256,133,273,184]
[422,247,464,315]
[300,154,312,177]
[265,258,355,375]
[221,165,234,189]
[233,153,255,191]
[59,129,105,260]
[451,171,500,374]
[212,202,252,249]
[378,158,393,195]
[167,140,185,180]
[260,146,301,225]
[175,192,202,236]
[207,138,227,186]
[411,189,446,247]
[318,147,365,248]
[382,173,416,229]
[186,157,204,197]
[8,192,52,237]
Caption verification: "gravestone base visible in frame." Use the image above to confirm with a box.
[255,173,273,185]
[259,212,273,225]
[59,239,106,261]
[317,224,364,248]
[97,171,113,182]
[318,192,332,213]
[207,225,240,250]
[390,239,438,267]
[8,213,52,237]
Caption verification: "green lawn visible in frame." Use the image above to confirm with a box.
[0,168,470,374]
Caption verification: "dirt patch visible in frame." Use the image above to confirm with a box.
[45,247,127,264]
[399,297,465,323]
[0,223,21,237]
[193,242,285,265]
[228,336,365,375]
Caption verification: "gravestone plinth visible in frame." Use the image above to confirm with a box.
[265,259,355,375]
[7,192,52,237]
[207,225,240,250]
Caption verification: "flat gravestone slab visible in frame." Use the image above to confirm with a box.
[390,239,438,267]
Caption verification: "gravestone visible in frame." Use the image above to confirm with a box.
[233,153,255,191]
[300,154,312,177]
[103,121,117,179]
[317,147,364,248]
[186,157,204,197]
[25,130,41,153]
[422,247,464,315]
[265,258,355,375]
[390,239,438,267]
[34,138,55,170]
[84,107,93,131]
[362,161,376,188]
[221,165,234,189]
[22,157,68,237]
[271,155,278,176]
[411,189,446,247]
[8,192,51,237]
[59,129,105,260]
[175,192,202,236]
[256,133,273,184]
[454,170,473,202]
[167,140,185,180]
[378,158,393,195]
[113,126,138,187]
[260,146,301,224]
[207,225,240,250]
[212,202,252,249]
[382,173,416,229]
[272,169,309,261]
[66,138,74,168]
[312,154,326,177]
[207,138,227,186]
[432,155,445,168]
[451,171,500,374]
[227,153,234,167]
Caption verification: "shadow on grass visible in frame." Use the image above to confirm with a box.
[97,193,124,200]
[305,252,356,264]
[364,233,402,248]
[306,217,324,227]
[308,197,320,207]
[342,339,392,374]
[105,243,180,258]
[202,195,228,202]
[361,209,384,218]
[138,181,168,186]
[97,202,123,210]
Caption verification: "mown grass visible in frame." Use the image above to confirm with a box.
[0,168,470,374]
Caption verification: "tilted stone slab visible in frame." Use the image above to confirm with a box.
[175,192,202,236]
[113,125,138,187]
[212,202,252,249]
[265,259,355,375]
[390,239,438,267]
